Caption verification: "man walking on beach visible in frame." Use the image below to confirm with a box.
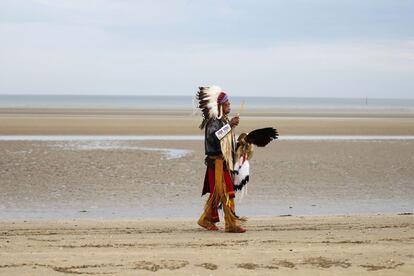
[196,86,246,233]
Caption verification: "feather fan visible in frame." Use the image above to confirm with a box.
[245,127,278,147]
[233,127,279,199]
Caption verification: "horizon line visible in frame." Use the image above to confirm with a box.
[1,94,414,101]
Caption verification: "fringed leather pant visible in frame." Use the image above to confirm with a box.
[198,157,241,232]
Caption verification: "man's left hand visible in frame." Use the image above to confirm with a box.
[230,116,240,128]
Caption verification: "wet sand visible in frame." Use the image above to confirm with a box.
[1,139,413,219]
[1,215,413,275]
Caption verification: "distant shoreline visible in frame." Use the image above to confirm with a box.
[1,106,414,117]
[2,94,414,109]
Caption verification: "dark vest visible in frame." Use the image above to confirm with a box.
[204,118,226,156]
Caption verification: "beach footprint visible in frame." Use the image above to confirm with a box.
[301,257,352,269]
[271,259,296,269]
[134,260,189,272]
[196,263,218,270]
[360,261,404,271]
[236,263,261,270]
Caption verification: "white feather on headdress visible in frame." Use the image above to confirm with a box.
[196,85,224,129]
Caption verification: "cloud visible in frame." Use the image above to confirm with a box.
[1,0,190,26]
[0,0,413,97]
[1,19,413,97]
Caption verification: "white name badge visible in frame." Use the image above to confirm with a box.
[215,124,231,140]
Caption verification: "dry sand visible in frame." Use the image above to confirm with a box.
[1,107,414,275]
[1,215,413,275]
[1,107,414,135]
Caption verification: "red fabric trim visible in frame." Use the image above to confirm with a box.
[202,167,235,198]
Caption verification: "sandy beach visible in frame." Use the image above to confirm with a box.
[1,107,413,275]
[1,215,413,275]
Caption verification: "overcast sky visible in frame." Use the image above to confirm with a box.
[1,0,413,98]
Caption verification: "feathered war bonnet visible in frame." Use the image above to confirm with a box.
[196,86,229,129]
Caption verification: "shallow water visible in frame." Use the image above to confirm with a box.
[49,141,192,160]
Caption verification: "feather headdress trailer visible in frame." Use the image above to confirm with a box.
[233,127,279,196]
[196,86,225,129]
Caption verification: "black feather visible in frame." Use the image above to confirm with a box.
[197,86,212,129]
[233,176,249,191]
[245,127,278,147]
